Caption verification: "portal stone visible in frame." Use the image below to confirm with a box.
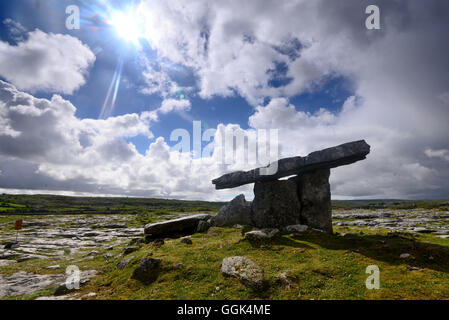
[296,168,332,233]
[251,180,301,229]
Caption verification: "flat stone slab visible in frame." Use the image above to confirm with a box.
[212,140,370,189]
[144,214,211,237]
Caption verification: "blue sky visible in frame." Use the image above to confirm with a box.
[0,0,352,155]
[0,0,448,200]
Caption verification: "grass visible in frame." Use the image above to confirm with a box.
[4,226,446,300]
[89,227,448,300]
[1,196,449,300]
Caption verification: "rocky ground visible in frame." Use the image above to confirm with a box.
[333,209,449,238]
[0,214,142,299]
[1,209,448,300]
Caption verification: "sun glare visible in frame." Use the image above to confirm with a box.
[110,9,144,45]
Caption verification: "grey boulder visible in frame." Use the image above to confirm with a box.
[131,258,161,283]
[221,256,265,291]
[244,229,279,241]
[210,194,252,227]
[144,214,211,239]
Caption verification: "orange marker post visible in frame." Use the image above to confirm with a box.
[14,219,23,242]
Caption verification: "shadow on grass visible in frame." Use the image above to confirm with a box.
[271,231,449,274]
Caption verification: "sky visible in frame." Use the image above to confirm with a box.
[0,0,448,201]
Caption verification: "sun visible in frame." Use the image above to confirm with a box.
[110,9,144,45]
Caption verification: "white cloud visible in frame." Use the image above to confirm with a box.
[1,1,449,200]
[0,29,95,94]
[142,98,191,122]
[425,149,449,162]
[159,99,191,114]
[0,80,226,200]
[3,19,27,41]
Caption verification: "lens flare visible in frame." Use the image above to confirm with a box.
[110,8,144,45]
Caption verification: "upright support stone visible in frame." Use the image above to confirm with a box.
[209,194,252,227]
[296,169,332,233]
[251,180,302,229]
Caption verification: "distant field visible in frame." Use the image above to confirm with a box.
[332,199,449,210]
[0,194,225,215]
[0,194,448,215]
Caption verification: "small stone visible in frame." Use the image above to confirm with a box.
[284,225,308,233]
[103,253,113,259]
[151,239,165,247]
[128,238,142,246]
[87,250,100,256]
[244,229,279,241]
[172,263,183,270]
[221,256,265,291]
[131,258,161,283]
[117,256,133,270]
[54,271,95,296]
[279,271,294,289]
[123,246,139,255]
[180,237,193,245]
[407,266,421,271]
[400,253,411,259]
[4,241,19,250]
[46,265,60,270]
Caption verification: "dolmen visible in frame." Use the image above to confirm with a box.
[210,140,371,234]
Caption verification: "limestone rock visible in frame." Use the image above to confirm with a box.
[279,271,295,289]
[54,270,97,296]
[212,140,370,189]
[4,241,19,250]
[144,214,211,239]
[180,236,193,245]
[0,272,64,299]
[196,220,210,233]
[244,229,279,241]
[117,256,133,270]
[221,256,265,291]
[251,180,301,229]
[295,169,333,233]
[210,194,252,227]
[123,246,139,255]
[284,224,308,233]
